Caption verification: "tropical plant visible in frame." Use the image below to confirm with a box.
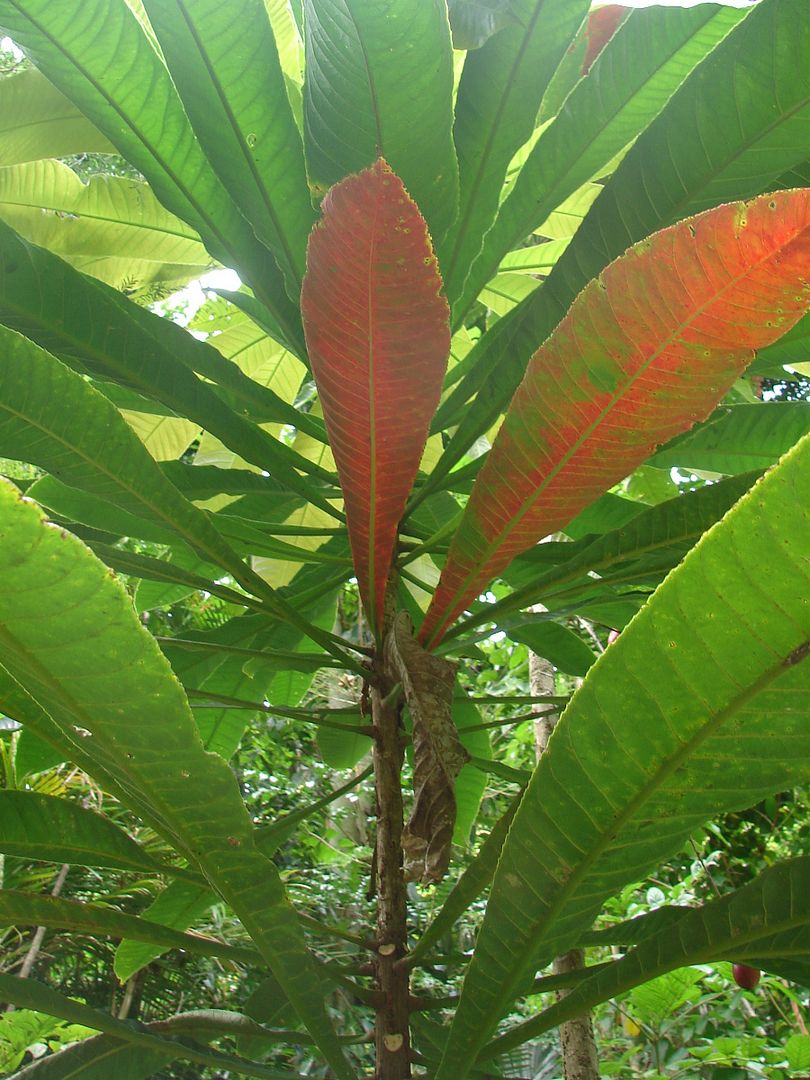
[0,1,809,1077]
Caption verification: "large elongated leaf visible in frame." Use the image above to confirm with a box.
[0,480,353,1078]
[0,0,302,350]
[756,309,810,369]
[0,791,173,874]
[0,890,261,966]
[440,0,588,303]
[434,433,810,1079]
[0,663,168,833]
[303,0,459,240]
[0,324,284,606]
[649,402,810,473]
[0,220,336,507]
[115,880,217,983]
[469,470,762,636]
[142,0,315,299]
[444,468,760,635]
[456,3,746,318]
[0,976,299,1079]
[13,1035,171,1080]
[0,160,211,292]
[420,190,810,646]
[485,858,810,1059]
[432,0,810,481]
[301,159,450,635]
[0,68,115,164]
[447,0,515,51]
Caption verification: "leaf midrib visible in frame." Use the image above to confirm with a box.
[0,192,203,243]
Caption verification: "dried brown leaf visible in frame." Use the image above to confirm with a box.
[385,612,467,883]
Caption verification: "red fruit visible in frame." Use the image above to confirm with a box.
[732,963,761,990]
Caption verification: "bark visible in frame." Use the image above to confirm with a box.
[372,665,411,1079]
[530,649,601,1080]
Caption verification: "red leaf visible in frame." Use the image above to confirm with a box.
[301,158,450,637]
[581,5,627,75]
[420,190,810,647]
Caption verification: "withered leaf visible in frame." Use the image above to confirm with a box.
[385,612,467,883]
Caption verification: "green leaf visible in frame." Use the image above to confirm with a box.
[648,403,810,473]
[453,698,492,846]
[506,624,595,678]
[119,409,200,461]
[472,471,762,637]
[14,728,67,777]
[434,0,810,480]
[303,0,459,240]
[28,476,189,548]
[477,271,539,318]
[0,221,337,508]
[194,315,309,434]
[135,549,215,613]
[787,1035,810,1072]
[266,0,304,88]
[317,724,370,771]
[484,858,810,1058]
[0,159,211,292]
[434,433,810,1080]
[0,68,114,164]
[440,0,588,304]
[0,0,302,350]
[0,976,302,1079]
[12,1033,172,1080]
[141,0,315,298]
[756,310,810,369]
[421,190,810,646]
[0,480,354,1078]
[447,0,515,51]
[114,880,217,983]
[243,972,295,1031]
[0,663,159,827]
[0,890,262,966]
[0,324,284,605]
[457,3,746,317]
[0,791,173,874]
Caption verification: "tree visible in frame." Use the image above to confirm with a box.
[0,0,808,1077]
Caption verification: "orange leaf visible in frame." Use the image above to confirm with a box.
[301,159,450,637]
[421,190,810,647]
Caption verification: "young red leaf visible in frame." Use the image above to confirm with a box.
[581,5,628,74]
[301,158,450,638]
[420,189,810,647]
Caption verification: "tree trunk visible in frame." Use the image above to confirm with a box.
[371,664,411,1079]
[530,650,601,1080]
